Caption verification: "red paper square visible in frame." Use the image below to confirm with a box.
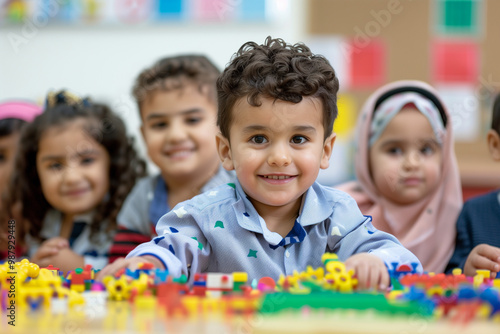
[432,40,479,83]
[348,40,386,88]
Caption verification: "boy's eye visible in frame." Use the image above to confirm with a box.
[251,135,267,144]
[291,136,307,144]
[0,152,6,163]
[186,117,202,125]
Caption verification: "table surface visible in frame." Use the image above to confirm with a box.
[2,301,499,334]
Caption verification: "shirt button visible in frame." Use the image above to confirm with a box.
[285,250,290,258]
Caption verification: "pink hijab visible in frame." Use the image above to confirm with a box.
[337,80,462,273]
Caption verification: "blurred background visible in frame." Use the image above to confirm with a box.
[1,0,499,197]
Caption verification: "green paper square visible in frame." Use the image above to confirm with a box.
[436,0,481,35]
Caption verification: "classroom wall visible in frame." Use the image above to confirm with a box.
[308,0,500,188]
[1,0,497,188]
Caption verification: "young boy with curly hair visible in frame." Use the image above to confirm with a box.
[100,37,421,290]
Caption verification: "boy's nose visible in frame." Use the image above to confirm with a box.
[267,143,291,167]
[165,122,188,142]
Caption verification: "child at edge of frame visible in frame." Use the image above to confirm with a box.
[3,91,146,273]
[445,92,500,278]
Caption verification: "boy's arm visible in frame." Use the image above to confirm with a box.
[332,215,422,271]
[445,203,473,273]
[108,177,154,263]
[126,204,211,279]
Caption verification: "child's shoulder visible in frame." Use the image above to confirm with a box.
[183,182,239,211]
[464,189,500,208]
[312,181,359,204]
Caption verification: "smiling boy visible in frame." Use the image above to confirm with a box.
[100,37,421,289]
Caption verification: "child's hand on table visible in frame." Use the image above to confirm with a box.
[96,255,164,280]
[464,244,500,277]
[345,253,390,291]
[31,237,69,267]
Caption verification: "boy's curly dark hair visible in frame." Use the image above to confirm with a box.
[4,91,146,243]
[132,54,220,111]
[217,36,339,140]
[492,93,500,135]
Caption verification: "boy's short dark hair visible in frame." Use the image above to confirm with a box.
[217,36,339,140]
[132,55,220,112]
[492,93,500,135]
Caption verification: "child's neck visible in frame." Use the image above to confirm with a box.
[163,164,219,209]
[254,198,302,238]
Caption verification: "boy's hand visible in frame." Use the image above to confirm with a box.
[31,237,69,266]
[345,253,389,291]
[464,244,500,277]
[96,255,163,280]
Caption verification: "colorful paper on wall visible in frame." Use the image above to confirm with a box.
[335,94,356,136]
[192,0,234,22]
[156,0,183,20]
[436,0,481,35]
[432,41,479,84]
[239,0,266,21]
[437,85,480,142]
[348,39,385,89]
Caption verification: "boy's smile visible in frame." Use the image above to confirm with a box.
[217,96,335,216]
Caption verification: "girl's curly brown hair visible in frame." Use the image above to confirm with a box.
[3,91,146,243]
[217,36,339,140]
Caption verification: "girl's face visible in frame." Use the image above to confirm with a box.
[36,119,110,217]
[369,107,443,205]
[0,132,21,194]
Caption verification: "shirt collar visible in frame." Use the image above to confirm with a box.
[231,180,334,243]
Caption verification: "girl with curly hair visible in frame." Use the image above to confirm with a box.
[4,91,146,273]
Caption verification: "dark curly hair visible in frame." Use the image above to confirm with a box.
[132,54,220,112]
[492,93,500,135]
[4,91,146,243]
[217,36,339,140]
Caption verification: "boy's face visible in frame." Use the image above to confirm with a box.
[140,85,220,183]
[217,96,335,213]
[369,107,443,205]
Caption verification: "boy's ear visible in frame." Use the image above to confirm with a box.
[487,129,500,161]
[216,133,235,171]
[320,132,336,170]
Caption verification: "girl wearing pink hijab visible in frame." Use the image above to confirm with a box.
[337,81,462,273]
